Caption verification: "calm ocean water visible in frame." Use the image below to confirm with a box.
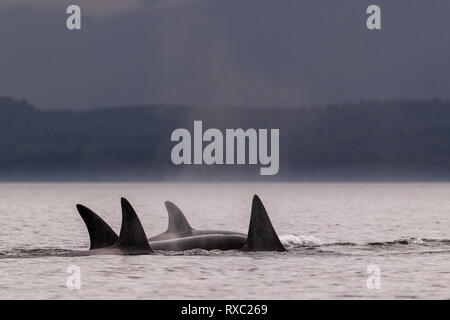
[0,183,449,299]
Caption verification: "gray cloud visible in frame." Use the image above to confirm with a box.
[0,0,143,17]
[0,0,199,17]
[0,0,450,109]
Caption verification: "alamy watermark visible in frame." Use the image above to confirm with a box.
[66,265,81,290]
[66,5,81,30]
[65,4,381,31]
[366,5,381,30]
[366,265,381,290]
[170,121,279,176]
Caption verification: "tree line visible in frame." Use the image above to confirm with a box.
[1,96,449,181]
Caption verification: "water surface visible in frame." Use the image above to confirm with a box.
[0,183,449,299]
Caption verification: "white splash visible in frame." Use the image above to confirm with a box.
[404,238,426,245]
[279,234,322,248]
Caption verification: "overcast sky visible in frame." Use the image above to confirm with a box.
[0,0,449,109]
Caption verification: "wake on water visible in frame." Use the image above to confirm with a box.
[0,236,449,259]
[278,234,450,250]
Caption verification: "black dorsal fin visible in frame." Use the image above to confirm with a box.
[117,198,154,253]
[164,201,193,235]
[76,204,119,250]
[246,195,286,252]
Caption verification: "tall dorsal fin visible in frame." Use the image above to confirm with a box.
[76,204,119,250]
[117,198,154,253]
[164,201,193,235]
[245,195,286,252]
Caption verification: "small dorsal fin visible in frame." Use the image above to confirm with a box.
[117,198,154,253]
[245,195,286,252]
[76,204,119,250]
[164,201,193,235]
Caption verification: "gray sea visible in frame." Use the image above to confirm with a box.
[0,183,449,299]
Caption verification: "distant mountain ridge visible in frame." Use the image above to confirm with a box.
[1,96,450,181]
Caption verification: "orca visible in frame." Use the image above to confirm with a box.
[75,195,286,254]
[149,196,285,252]
[149,234,247,251]
[72,198,154,256]
[148,201,246,242]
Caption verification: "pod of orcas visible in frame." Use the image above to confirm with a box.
[72,195,286,256]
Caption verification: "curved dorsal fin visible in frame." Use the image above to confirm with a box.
[164,201,193,235]
[117,198,154,253]
[246,195,286,252]
[76,204,119,250]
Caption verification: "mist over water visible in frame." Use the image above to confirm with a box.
[0,183,449,299]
